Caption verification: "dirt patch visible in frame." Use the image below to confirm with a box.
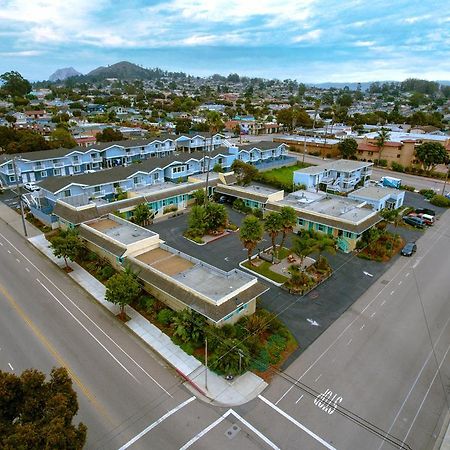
[88,218,119,232]
[152,255,194,276]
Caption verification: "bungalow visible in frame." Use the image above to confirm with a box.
[348,186,405,211]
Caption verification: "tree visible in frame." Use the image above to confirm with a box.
[50,229,83,269]
[105,270,141,320]
[172,309,206,345]
[213,162,224,172]
[415,142,448,172]
[240,215,264,265]
[313,234,336,260]
[49,128,77,149]
[337,138,358,159]
[264,212,283,257]
[132,203,152,226]
[231,159,258,185]
[0,71,31,98]
[96,127,124,142]
[187,205,207,236]
[209,338,250,375]
[204,202,228,232]
[192,189,205,206]
[292,231,317,268]
[0,367,86,449]
[279,206,297,250]
[375,128,390,165]
[175,118,192,134]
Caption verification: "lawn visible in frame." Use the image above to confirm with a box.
[256,163,312,191]
[243,260,289,284]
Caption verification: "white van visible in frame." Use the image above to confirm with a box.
[420,214,435,225]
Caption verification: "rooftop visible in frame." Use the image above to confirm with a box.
[349,186,402,200]
[85,215,157,245]
[278,190,374,224]
[276,135,341,145]
[363,131,449,143]
[134,244,256,305]
[295,159,372,175]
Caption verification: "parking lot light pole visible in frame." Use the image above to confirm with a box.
[12,157,28,237]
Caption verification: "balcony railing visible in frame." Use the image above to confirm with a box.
[53,162,64,168]
[90,157,103,163]
[92,190,105,198]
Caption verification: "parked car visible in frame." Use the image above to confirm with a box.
[401,242,417,256]
[415,208,436,217]
[403,216,425,229]
[24,183,40,192]
[408,212,434,226]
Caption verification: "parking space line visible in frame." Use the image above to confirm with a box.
[315,374,322,382]
[295,394,304,404]
[120,396,196,450]
[346,339,352,346]
[370,312,376,318]
[405,272,410,277]
[259,395,337,450]
[381,300,386,306]
[360,324,365,331]
[390,291,395,295]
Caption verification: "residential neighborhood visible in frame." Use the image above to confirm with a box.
[0,2,449,450]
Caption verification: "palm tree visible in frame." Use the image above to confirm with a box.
[279,206,297,251]
[240,215,264,266]
[292,231,316,268]
[375,128,390,165]
[264,212,283,258]
[313,234,336,260]
[204,111,224,205]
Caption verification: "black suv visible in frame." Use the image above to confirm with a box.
[401,242,417,256]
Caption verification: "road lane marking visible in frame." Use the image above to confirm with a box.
[360,324,365,331]
[259,395,337,449]
[0,242,3,246]
[25,267,30,272]
[405,272,410,277]
[378,316,450,450]
[0,281,113,424]
[7,250,11,254]
[0,232,173,397]
[398,281,402,286]
[295,394,304,404]
[370,312,376,318]
[315,374,322,382]
[381,300,386,306]
[15,258,20,263]
[119,396,195,450]
[274,253,419,404]
[401,340,450,445]
[37,280,139,383]
[314,389,343,415]
[390,291,395,295]
[346,339,352,346]
[229,410,280,450]
[8,363,14,371]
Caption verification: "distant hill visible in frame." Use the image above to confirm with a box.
[81,61,186,81]
[49,67,82,82]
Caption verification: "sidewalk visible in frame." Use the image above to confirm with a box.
[29,234,268,406]
[0,202,42,238]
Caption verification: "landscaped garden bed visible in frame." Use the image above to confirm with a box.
[357,226,405,262]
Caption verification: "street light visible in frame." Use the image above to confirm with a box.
[237,349,244,374]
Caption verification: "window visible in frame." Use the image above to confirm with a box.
[54,168,61,176]
[154,172,159,180]
[63,189,71,197]
[40,171,47,178]
[7,163,13,171]
[397,154,401,158]
[74,166,81,173]
[72,156,79,163]
[94,186,101,193]
[297,218,305,226]
[316,223,326,232]
[343,231,354,239]
[53,159,58,164]
[113,182,120,188]
[9,175,15,182]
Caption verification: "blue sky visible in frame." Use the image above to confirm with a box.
[0,0,448,82]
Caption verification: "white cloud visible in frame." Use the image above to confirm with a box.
[292,29,322,43]
[0,50,42,56]
[354,40,375,47]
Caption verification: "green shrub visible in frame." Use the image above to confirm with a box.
[99,265,115,280]
[430,194,450,207]
[251,348,270,372]
[157,308,175,325]
[227,223,238,231]
[391,162,404,173]
[139,295,155,312]
[180,342,195,355]
[400,184,415,192]
[419,189,436,199]
[378,159,388,167]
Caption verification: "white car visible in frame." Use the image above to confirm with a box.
[24,183,40,192]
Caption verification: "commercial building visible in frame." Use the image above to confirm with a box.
[79,214,268,326]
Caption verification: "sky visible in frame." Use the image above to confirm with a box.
[0,0,449,83]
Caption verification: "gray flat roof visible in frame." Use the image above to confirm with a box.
[277,135,340,145]
[85,216,157,245]
[294,159,372,175]
[363,131,449,142]
[349,186,402,200]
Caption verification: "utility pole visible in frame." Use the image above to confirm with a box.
[441,164,449,196]
[12,157,28,237]
[302,131,307,164]
[204,336,208,390]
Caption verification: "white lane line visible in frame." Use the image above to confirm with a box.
[390,291,395,295]
[25,267,30,272]
[360,324,365,331]
[8,363,14,371]
[179,410,230,450]
[15,258,20,263]
[405,272,410,278]
[381,300,386,306]
[119,396,195,450]
[0,241,3,246]
[0,232,172,397]
[315,374,322,382]
[295,394,304,404]
[377,316,450,450]
[398,281,402,286]
[7,249,11,254]
[259,395,337,450]
[229,410,280,450]
[370,312,376,318]
[37,280,139,383]
[346,339,352,346]
[401,340,450,445]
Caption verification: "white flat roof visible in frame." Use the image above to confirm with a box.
[363,131,449,142]
[295,159,372,175]
[349,186,402,201]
